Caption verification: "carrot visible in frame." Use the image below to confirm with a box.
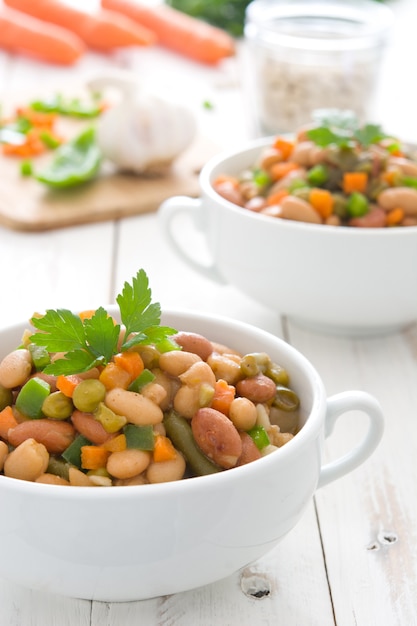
[269,162,300,182]
[309,188,335,219]
[386,207,405,226]
[273,137,294,160]
[153,435,177,463]
[211,379,235,416]
[80,445,110,470]
[0,7,84,65]
[101,0,235,65]
[342,171,368,194]
[4,0,156,50]
[78,309,96,321]
[0,405,18,441]
[56,374,83,398]
[99,362,131,390]
[102,433,127,452]
[114,351,144,381]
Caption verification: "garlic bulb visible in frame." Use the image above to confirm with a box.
[88,73,196,173]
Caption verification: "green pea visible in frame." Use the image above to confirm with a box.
[273,386,300,412]
[72,379,106,413]
[346,192,369,217]
[307,164,328,186]
[240,353,271,377]
[0,384,13,411]
[42,391,73,420]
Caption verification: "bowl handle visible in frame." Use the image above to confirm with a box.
[318,391,384,488]
[159,196,226,284]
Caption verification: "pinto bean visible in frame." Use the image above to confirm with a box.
[258,147,283,170]
[8,419,75,454]
[349,206,387,228]
[213,180,244,206]
[172,332,213,361]
[71,410,113,445]
[377,187,417,216]
[278,195,322,224]
[236,374,277,404]
[4,438,49,481]
[0,349,32,389]
[191,407,242,469]
[236,432,262,466]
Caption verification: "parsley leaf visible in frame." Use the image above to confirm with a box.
[353,124,388,148]
[29,269,178,376]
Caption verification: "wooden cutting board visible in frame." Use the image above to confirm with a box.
[0,89,218,232]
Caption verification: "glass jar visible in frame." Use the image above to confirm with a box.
[243,0,393,135]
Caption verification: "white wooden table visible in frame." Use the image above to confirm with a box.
[0,1,416,624]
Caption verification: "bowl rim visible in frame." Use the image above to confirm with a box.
[0,307,326,499]
[199,135,417,235]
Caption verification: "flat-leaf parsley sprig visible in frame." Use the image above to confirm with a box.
[29,269,178,376]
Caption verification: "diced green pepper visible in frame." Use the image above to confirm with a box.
[128,369,156,392]
[62,434,91,468]
[346,192,369,217]
[28,343,51,370]
[15,377,50,419]
[39,130,61,149]
[253,168,271,188]
[36,127,102,188]
[247,425,270,450]
[123,424,155,450]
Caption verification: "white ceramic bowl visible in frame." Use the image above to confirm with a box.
[0,308,384,601]
[159,137,417,336]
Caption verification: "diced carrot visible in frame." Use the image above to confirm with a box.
[269,162,299,182]
[0,405,18,440]
[381,170,399,187]
[114,351,144,381]
[153,435,177,463]
[309,188,335,219]
[266,188,289,206]
[211,379,236,416]
[102,433,127,452]
[99,362,131,390]
[56,374,83,398]
[273,137,294,160]
[342,171,368,194]
[80,445,110,470]
[16,107,57,128]
[386,207,405,226]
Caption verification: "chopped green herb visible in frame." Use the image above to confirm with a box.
[30,93,104,118]
[29,269,178,376]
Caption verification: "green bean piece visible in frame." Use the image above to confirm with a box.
[164,411,221,476]
[42,391,73,420]
[72,379,106,413]
[47,456,71,481]
[332,193,349,219]
[0,384,13,411]
[266,363,290,386]
[273,385,300,412]
[240,353,271,377]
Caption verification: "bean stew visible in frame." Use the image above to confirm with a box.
[0,270,300,487]
[212,116,417,228]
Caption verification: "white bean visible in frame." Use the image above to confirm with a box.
[105,388,163,425]
[0,349,32,388]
